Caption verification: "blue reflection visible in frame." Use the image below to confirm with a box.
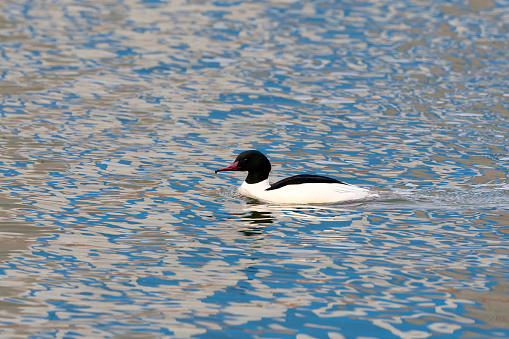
[0,0,508,338]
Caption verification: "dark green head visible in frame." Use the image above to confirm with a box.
[215,150,272,184]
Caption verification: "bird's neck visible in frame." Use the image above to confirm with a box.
[245,171,270,184]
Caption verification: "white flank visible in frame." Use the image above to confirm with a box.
[239,179,374,204]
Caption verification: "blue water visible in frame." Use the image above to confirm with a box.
[1,0,508,338]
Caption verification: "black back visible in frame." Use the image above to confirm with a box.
[266,174,347,191]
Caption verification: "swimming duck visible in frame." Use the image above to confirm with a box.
[215,150,374,204]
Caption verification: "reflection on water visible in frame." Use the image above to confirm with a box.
[1,0,508,337]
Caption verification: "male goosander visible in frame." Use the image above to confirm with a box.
[215,150,374,204]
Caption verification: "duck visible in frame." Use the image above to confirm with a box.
[215,150,374,204]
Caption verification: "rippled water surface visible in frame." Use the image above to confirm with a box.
[1,0,509,338]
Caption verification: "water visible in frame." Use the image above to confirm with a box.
[1,0,508,338]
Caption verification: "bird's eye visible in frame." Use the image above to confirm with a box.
[243,158,249,162]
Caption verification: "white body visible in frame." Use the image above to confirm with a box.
[239,179,374,204]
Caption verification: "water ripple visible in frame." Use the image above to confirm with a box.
[0,0,508,338]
